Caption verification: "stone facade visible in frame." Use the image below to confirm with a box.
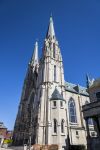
[13,17,94,149]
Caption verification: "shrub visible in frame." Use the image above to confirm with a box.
[3,139,13,144]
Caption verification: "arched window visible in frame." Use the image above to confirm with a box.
[54,119,57,133]
[88,118,93,125]
[54,65,56,82]
[68,98,77,123]
[61,119,64,133]
[53,43,55,58]
[53,101,56,107]
[60,101,63,107]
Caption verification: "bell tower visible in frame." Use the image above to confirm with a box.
[33,17,66,147]
[42,16,64,86]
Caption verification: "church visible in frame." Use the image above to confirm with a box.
[13,17,95,149]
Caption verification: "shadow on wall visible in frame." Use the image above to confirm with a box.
[64,136,86,150]
[69,145,86,150]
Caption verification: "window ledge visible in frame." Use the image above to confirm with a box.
[61,133,65,136]
[76,135,79,138]
[52,133,57,136]
[60,107,64,109]
[69,122,78,126]
[89,125,94,127]
[52,107,57,109]
[53,81,59,83]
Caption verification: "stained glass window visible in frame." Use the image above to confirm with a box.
[68,98,77,123]
[53,43,55,58]
[54,65,56,82]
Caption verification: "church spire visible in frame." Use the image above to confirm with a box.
[31,41,38,66]
[86,74,90,88]
[46,16,55,38]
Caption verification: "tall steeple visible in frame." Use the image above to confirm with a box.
[31,41,38,66]
[86,74,90,88]
[46,16,55,38]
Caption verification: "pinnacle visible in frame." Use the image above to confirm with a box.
[31,41,38,66]
[46,16,55,38]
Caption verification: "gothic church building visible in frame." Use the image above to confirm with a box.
[13,17,94,149]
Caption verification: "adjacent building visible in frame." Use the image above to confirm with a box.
[0,122,7,145]
[13,17,94,149]
[0,122,12,145]
[82,78,100,150]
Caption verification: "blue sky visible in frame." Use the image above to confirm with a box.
[0,0,100,130]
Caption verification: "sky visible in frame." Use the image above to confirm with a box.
[0,0,100,130]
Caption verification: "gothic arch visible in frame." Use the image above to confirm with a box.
[53,119,57,133]
[61,119,65,133]
[68,97,77,123]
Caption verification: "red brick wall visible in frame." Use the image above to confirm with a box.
[0,128,7,138]
[6,131,13,139]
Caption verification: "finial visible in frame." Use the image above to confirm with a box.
[36,38,39,42]
[50,12,53,20]
[50,15,53,23]
[50,12,52,17]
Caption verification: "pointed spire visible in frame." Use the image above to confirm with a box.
[46,16,55,38]
[31,41,38,66]
[86,74,90,88]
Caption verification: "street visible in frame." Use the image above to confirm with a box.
[0,148,13,150]
[0,147,23,150]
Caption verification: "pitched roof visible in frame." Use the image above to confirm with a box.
[65,82,89,96]
[51,88,65,101]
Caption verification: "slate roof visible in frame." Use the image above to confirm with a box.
[65,82,89,96]
[51,88,65,101]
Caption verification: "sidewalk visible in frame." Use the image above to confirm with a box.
[0,146,23,150]
[0,148,13,150]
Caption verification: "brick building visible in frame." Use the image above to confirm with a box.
[0,122,12,145]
